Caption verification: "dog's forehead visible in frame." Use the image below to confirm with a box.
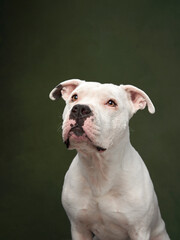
[77,82,121,98]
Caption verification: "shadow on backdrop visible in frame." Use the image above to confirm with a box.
[0,0,179,239]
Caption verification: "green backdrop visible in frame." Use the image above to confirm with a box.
[1,0,179,239]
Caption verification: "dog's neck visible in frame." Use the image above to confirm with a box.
[77,128,134,196]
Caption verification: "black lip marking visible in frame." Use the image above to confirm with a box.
[70,125,84,136]
[64,125,85,149]
[96,146,107,152]
[64,138,70,148]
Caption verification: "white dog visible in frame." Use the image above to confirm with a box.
[49,79,170,240]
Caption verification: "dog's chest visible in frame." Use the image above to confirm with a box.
[62,161,132,239]
[72,193,129,240]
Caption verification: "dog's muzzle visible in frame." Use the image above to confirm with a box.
[69,104,93,138]
[64,104,106,152]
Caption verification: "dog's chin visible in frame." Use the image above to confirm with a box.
[64,127,106,153]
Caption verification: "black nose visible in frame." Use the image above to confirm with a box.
[70,104,93,126]
[70,104,92,119]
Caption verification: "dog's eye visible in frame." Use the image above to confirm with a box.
[71,94,78,102]
[106,99,117,107]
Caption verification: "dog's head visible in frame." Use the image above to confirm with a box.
[49,79,155,153]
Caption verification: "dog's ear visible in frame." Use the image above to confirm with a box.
[49,79,85,101]
[121,84,155,115]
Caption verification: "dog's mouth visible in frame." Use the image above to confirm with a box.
[70,125,85,136]
[64,125,106,152]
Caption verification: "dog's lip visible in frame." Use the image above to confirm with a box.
[69,125,85,136]
[96,146,107,152]
[64,126,107,152]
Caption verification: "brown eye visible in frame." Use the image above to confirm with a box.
[71,94,78,102]
[106,99,117,107]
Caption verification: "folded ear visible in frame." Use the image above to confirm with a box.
[121,84,155,115]
[49,79,85,101]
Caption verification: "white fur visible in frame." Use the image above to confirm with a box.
[50,79,170,240]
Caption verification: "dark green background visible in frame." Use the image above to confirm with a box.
[1,0,179,239]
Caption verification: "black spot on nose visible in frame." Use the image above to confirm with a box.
[70,104,93,126]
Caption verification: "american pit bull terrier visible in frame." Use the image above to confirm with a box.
[49,79,170,240]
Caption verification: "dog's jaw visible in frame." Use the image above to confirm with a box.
[64,131,107,153]
[62,115,107,152]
